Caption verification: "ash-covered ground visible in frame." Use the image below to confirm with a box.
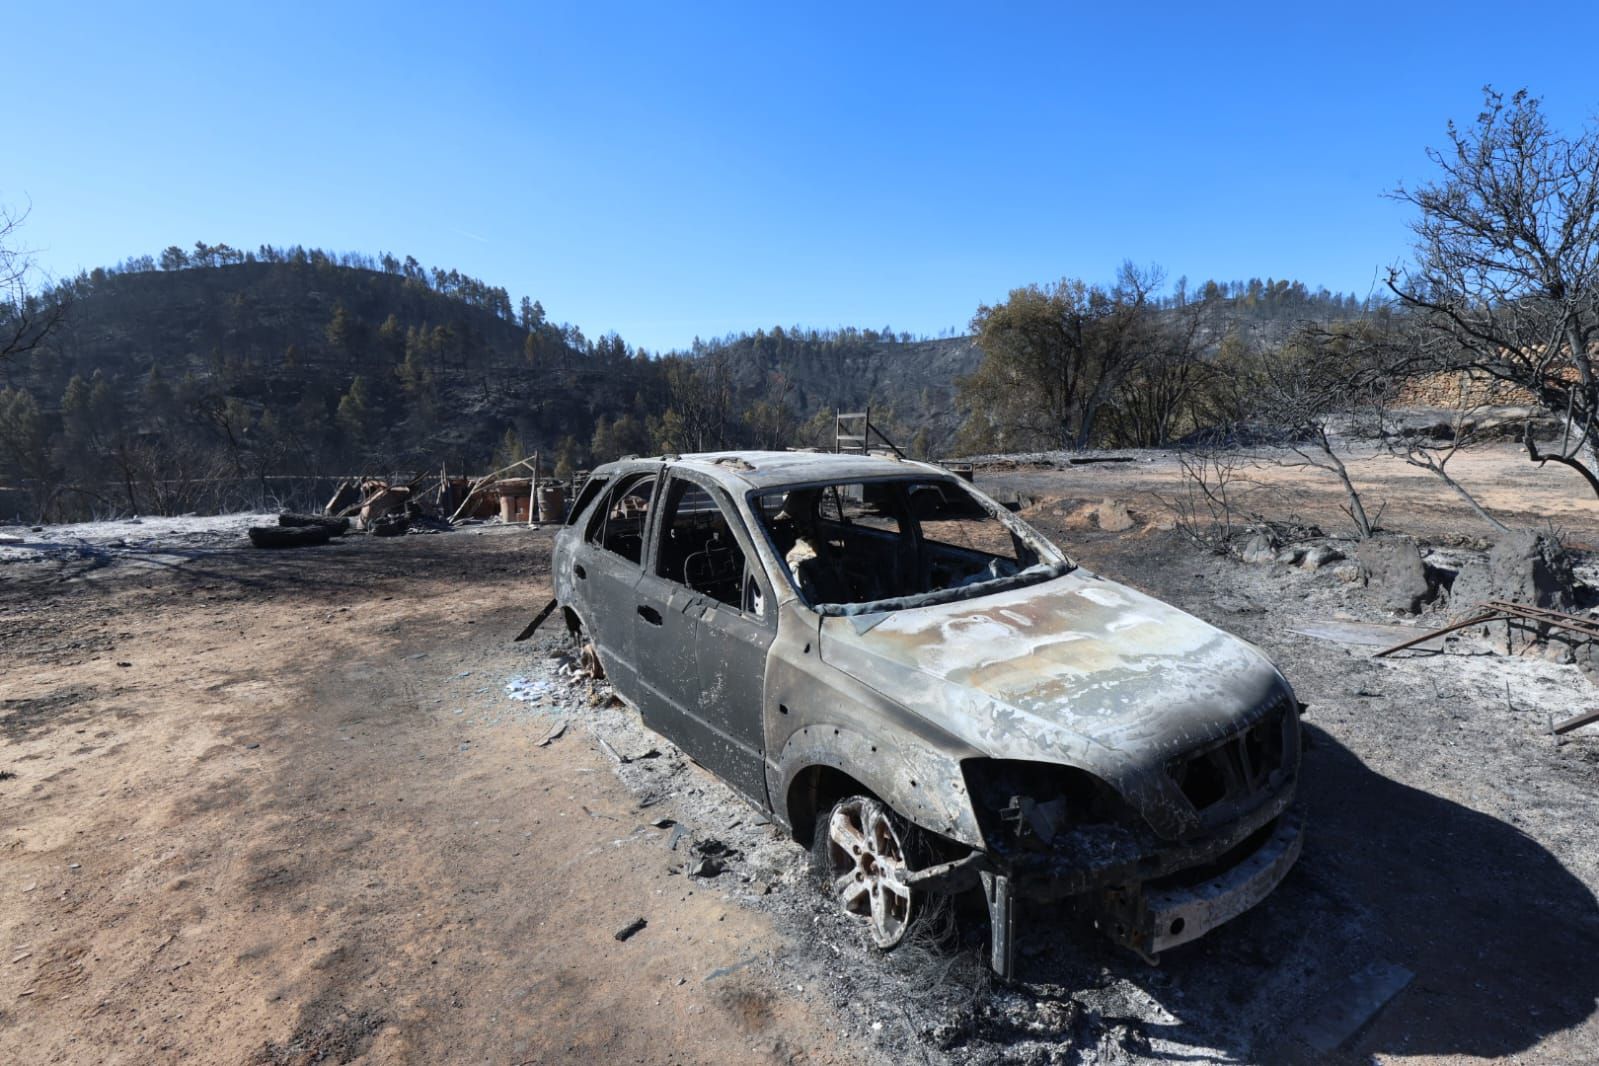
[0,512,272,565]
[6,447,1597,1064]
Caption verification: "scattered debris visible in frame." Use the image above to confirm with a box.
[1292,620,1452,652]
[703,957,756,983]
[512,598,560,642]
[613,916,648,942]
[689,856,723,877]
[536,721,567,747]
[369,513,411,538]
[504,677,551,702]
[1375,600,1599,658]
[1553,708,1599,736]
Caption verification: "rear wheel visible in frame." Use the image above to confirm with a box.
[814,796,921,949]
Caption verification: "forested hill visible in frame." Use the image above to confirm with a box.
[0,246,1369,520]
[0,250,981,519]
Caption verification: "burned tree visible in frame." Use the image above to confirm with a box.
[1,204,69,365]
[958,263,1164,452]
[1389,88,1599,495]
[1248,322,1394,539]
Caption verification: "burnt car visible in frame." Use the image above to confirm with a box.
[551,451,1302,975]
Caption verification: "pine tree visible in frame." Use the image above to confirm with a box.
[337,376,375,445]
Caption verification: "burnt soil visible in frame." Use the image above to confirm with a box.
[5,456,1599,1064]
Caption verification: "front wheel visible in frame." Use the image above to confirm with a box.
[813,796,922,949]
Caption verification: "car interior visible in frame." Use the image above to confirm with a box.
[652,480,753,609]
[587,474,656,565]
[757,478,1039,607]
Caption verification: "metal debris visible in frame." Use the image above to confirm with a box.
[1374,599,1599,658]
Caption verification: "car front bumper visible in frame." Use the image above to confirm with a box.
[1088,805,1305,959]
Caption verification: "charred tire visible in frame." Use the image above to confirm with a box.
[812,795,928,950]
[276,512,349,534]
[247,524,333,549]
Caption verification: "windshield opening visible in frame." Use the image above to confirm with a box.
[752,477,1069,614]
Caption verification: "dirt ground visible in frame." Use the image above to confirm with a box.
[988,441,1599,546]
[0,529,850,1065]
[5,445,1599,1064]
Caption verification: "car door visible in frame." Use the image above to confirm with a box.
[635,474,774,806]
[571,470,660,700]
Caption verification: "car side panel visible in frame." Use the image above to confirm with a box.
[763,601,985,847]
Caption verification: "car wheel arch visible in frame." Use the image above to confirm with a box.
[787,764,878,849]
[774,727,987,851]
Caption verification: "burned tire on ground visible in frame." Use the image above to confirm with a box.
[277,512,350,534]
[813,795,927,950]
[247,524,334,549]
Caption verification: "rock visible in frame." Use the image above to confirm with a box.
[1450,531,1573,621]
[1240,532,1277,565]
[1572,640,1599,684]
[1539,640,1575,664]
[1095,499,1135,533]
[1301,545,1345,571]
[1487,530,1573,610]
[688,857,723,878]
[613,916,647,941]
[1275,546,1307,566]
[1449,557,1492,615]
[1332,564,1363,585]
[1356,535,1432,613]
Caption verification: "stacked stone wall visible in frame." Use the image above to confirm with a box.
[1395,370,1541,408]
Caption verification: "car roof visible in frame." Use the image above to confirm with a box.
[599,450,952,492]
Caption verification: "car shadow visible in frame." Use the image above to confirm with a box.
[968,724,1599,1062]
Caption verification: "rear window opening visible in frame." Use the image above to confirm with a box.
[752,477,1068,613]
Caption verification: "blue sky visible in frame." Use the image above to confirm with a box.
[9,2,1599,352]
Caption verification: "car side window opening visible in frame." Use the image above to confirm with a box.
[655,479,756,612]
[565,473,610,526]
[755,478,1051,609]
[586,473,658,565]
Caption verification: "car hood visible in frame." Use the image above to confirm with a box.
[818,569,1287,784]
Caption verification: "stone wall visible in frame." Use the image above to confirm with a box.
[1395,370,1540,409]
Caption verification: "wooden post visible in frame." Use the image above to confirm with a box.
[528,450,539,526]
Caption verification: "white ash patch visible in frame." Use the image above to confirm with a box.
[0,512,271,563]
